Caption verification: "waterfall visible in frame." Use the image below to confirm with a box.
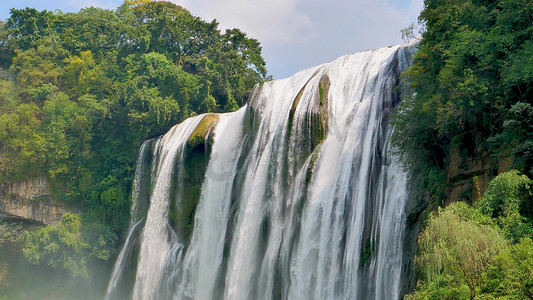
[106,43,415,300]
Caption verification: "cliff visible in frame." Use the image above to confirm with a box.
[446,145,513,205]
[0,178,73,225]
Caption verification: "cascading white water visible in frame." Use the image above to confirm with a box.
[106,43,415,300]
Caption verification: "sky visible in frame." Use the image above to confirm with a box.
[0,0,423,79]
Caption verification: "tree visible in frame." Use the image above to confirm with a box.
[63,50,110,99]
[1,0,268,241]
[393,0,533,206]
[411,202,507,299]
[6,8,56,50]
[132,1,202,60]
[409,172,533,299]
[120,52,196,139]
[9,36,68,96]
[0,21,14,68]
[20,213,116,279]
[482,237,533,299]
[55,7,125,57]
[476,170,532,242]
[401,23,416,43]
[0,1,269,296]
[0,82,44,181]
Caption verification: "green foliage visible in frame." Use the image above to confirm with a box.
[499,212,533,244]
[401,23,417,44]
[414,202,507,298]
[120,51,192,139]
[0,223,21,249]
[500,102,533,175]
[0,3,267,294]
[6,8,56,51]
[405,274,471,300]
[397,3,533,295]
[9,36,69,93]
[359,239,375,267]
[20,213,116,279]
[0,81,44,181]
[399,2,533,296]
[476,170,533,242]
[482,237,533,299]
[0,1,268,243]
[409,173,533,299]
[393,0,533,208]
[0,21,13,68]
[56,8,126,57]
[477,170,531,218]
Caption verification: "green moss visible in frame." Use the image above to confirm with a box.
[174,180,201,234]
[287,82,308,135]
[186,113,219,149]
[169,113,220,240]
[319,85,324,106]
[318,76,329,108]
[359,239,375,267]
[305,144,323,185]
[288,69,322,133]
[286,75,330,187]
[169,153,207,240]
[168,209,179,227]
[311,76,330,151]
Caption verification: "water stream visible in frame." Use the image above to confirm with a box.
[106,43,415,300]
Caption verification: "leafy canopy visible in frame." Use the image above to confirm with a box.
[408,171,533,299]
[393,0,533,206]
[0,0,269,281]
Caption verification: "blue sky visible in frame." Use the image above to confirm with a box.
[1,0,423,79]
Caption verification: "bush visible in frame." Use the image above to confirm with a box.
[476,170,532,242]
[414,202,507,299]
[20,213,116,279]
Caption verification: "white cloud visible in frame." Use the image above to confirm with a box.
[173,0,424,78]
[176,0,314,44]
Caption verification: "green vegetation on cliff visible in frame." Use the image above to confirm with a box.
[407,171,533,299]
[0,0,266,231]
[396,1,533,297]
[0,0,267,293]
[394,0,533,202]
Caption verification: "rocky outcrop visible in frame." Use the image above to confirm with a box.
[0,178,73,225]
[446,144,513,205]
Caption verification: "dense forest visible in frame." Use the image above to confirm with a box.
[395,0,533,298]
[0,0,267,298]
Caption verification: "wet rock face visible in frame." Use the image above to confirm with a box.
[0,178,72,225]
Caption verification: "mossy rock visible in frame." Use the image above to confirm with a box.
[314,75,330,146]
[305,145,323,185]
[288,74,330,177]
[170,113,220,241]
[288,82,308,125]
[186,113,219,150]
[359,239,375,268]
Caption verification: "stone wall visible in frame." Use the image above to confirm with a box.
[0,178,73,225]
